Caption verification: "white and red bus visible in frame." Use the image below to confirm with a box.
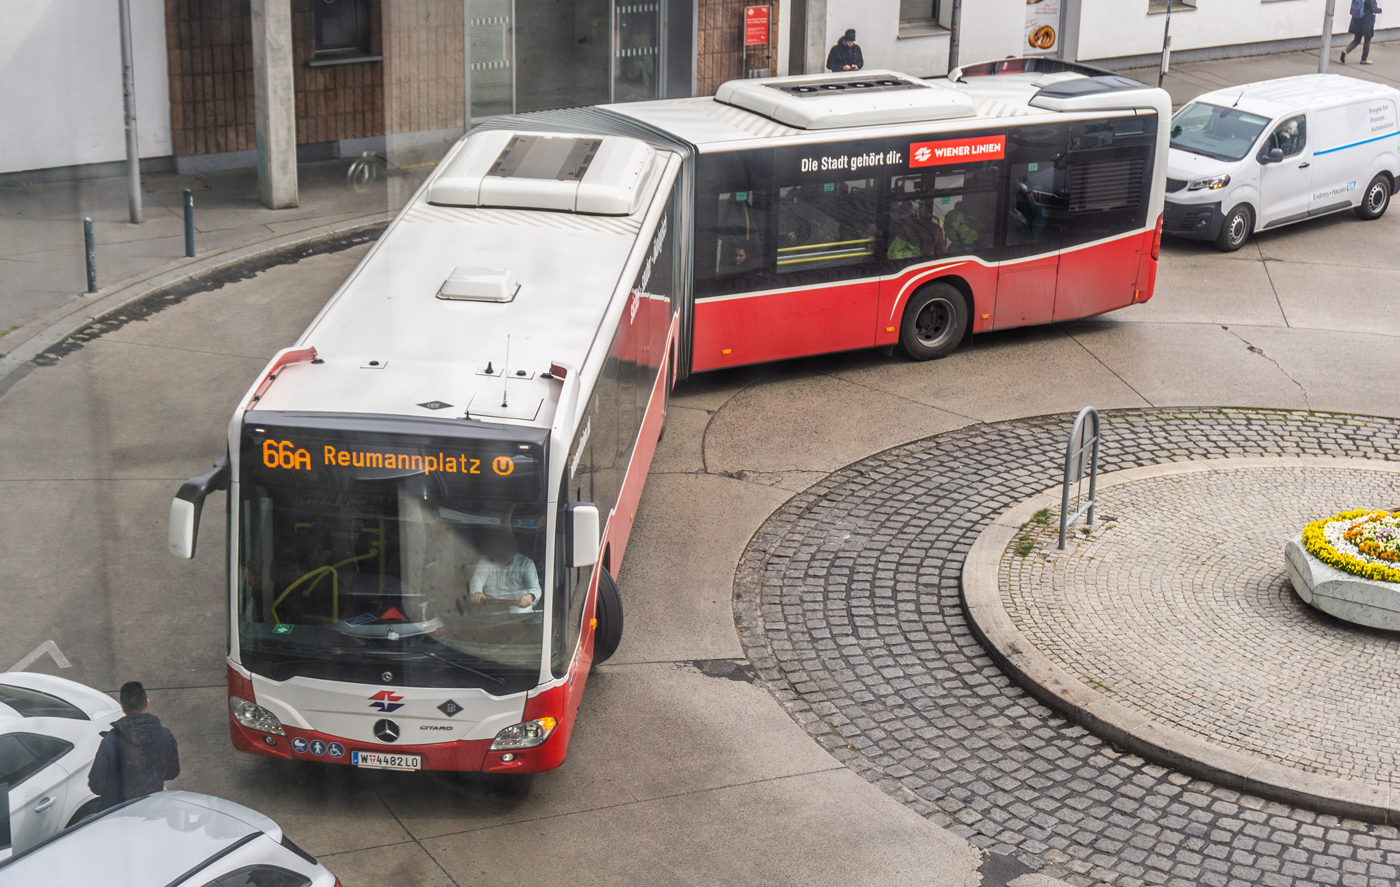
[168,59,1168,775]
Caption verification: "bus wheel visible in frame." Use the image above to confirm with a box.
[1356,174,1391,220]
[1214,205,1252,252]
[899,283,968,361]
[593,570,624,665]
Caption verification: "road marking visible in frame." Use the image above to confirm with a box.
[9,640,71,672]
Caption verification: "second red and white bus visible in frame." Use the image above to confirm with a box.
[169,59,1168,775]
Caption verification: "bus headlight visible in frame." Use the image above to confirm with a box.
[230,696,286,735]
[1188,174,1230,191]
[490,717,557,750]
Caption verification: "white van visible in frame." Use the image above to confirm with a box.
[1163,74,1400,251]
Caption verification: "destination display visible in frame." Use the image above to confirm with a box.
[241,423,545,498]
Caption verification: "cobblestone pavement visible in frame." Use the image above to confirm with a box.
[735,409,1400,887]
[1001,464,1400,790]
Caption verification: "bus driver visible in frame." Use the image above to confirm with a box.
[470,529,542,612]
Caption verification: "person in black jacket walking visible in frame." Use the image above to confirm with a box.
[87,682,180,811]
[826,29,864,72]
[1342,0,1382,64]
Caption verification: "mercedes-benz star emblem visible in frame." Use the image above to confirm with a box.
[373,718,400,743]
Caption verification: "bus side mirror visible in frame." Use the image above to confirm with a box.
[568,503,600,569]
[1260,147,1284,164]
[169,457,230,559]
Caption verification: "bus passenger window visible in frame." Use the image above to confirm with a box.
[1006,161,1066,249]
[775,178,877,276]
[716,191,766,278]
[888,167,998,263]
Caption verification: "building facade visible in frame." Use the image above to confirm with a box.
[0,0,1389,179]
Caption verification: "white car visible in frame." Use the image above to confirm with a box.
[0,790,339,885]
[0,672,121,855]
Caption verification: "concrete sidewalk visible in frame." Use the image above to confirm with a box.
[0,157,421,342]
[1115,38,1400,105]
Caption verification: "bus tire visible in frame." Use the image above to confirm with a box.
[593,570,623,665]
[1214,205,1252,252]
[1356,174,1391,220]
[899,283,968,361]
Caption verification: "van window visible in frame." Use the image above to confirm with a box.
[1170,102,1271,162]
[1263,115,1307,159]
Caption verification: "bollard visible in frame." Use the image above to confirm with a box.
[183,188,195,258]
[84,218,97,293]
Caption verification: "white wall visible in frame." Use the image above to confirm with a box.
[0,0,170,174]
[1076,0,1346,61]
[819,0,951,77]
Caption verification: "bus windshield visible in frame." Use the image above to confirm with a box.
[236,422,548,694]
[1169,102,1271,162]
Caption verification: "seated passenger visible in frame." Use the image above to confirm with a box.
[887,200,944,259]
[470,529,541,611]
[942,206,985,253]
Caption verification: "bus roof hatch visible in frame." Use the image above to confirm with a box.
[714,70,976,130]
[428,131,658,215]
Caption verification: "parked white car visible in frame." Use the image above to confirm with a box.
[0,790,338,885]
[1164,73,1400,251]
[0,672,121,855]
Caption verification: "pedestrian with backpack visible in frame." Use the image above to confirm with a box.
[87,681,181,811]
[1342,0,1382,64]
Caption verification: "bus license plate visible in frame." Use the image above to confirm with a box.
[352,751,422,771]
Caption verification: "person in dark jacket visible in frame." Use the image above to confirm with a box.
[826,29,863,72]
[87,681,180,811]
[1342,0,1382,64]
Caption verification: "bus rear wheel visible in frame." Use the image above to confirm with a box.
[593,570,623,665]
[899,283,968,361]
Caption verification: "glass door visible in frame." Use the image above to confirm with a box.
[470,0,514,119]
[614,2,662,102]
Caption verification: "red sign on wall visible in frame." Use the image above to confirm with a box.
[744,6,770,46]
[909,135,1006,167]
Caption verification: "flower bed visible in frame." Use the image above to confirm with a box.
[1302,509,1400,585]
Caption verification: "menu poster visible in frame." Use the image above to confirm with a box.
[1025,0,1061,54]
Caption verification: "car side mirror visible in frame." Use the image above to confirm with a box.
[169,457,230,559]
[567,503,600,569]
[1260,147,1284,164]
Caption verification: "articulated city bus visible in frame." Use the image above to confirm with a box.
[168,59,1168,774]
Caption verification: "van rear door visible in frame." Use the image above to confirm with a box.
[1256,114,1313,229]
[1308,100,1399,215]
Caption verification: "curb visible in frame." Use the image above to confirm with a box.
[0,211,392,396]
[961,455,1400,825]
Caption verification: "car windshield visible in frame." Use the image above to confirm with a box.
[237,425,548,694]
[1169,102,1271,161]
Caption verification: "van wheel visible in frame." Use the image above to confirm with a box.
[592,570,623,666]
[899,283,968,361]
[1214,205,1253,252]
[1356,174,1391,220]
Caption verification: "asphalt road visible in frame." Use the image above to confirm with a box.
[2,201,1399,886]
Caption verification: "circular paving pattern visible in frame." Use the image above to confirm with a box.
[735,409,1400,887]
[977,460,1400,816]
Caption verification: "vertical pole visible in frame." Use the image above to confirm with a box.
[84,219,97,294]
[183,189,195,258]
[117,0,142,224]
[1158,0,1173,88]
[252,0,299,209]
[948,0,962,74]
[1320,0,1337,73]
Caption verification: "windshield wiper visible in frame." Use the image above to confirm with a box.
[409,649,506,685]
